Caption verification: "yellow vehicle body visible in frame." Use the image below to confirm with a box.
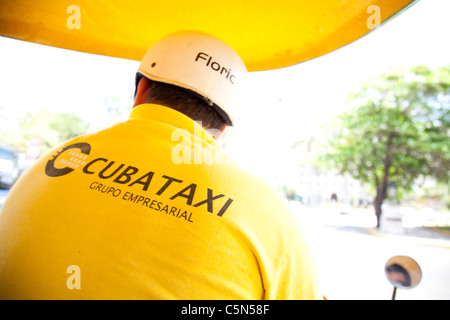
[0,0,416,71]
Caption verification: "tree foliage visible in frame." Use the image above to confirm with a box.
[0,109,90,156]
[320,65,450,226]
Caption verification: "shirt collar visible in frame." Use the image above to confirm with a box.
[129,104,217,145]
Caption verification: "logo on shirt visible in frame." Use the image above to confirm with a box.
[44,142,233,219]
[45,142,91,177]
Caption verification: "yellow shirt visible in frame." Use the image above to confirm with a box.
[0,104,321,300]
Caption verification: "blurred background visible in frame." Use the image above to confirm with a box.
[0,0,449,299]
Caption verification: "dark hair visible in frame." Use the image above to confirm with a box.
[136,75,227,130]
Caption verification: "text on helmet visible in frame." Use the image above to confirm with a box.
[195,52,236,84]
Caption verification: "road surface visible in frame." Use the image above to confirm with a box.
[294,207,450,300]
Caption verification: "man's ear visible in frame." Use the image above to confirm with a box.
[133,77,151,108]
[213,123,228,140]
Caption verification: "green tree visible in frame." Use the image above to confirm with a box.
[320,65,450,228]
[0,109,90,156]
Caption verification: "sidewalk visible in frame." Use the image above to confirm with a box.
[368,226,450,249]
[292,204,450,249]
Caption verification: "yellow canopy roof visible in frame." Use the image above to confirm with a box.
[0,0,417,71]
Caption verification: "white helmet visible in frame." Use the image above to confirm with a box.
[137,30,248,126]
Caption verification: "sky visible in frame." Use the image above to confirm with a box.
[227,0,450,173]
[0,0,449,177]
[243,0,450,135]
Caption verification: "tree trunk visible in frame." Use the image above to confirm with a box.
[374,197,381,228]
[374,132,395,228]
[374,181,387,228]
